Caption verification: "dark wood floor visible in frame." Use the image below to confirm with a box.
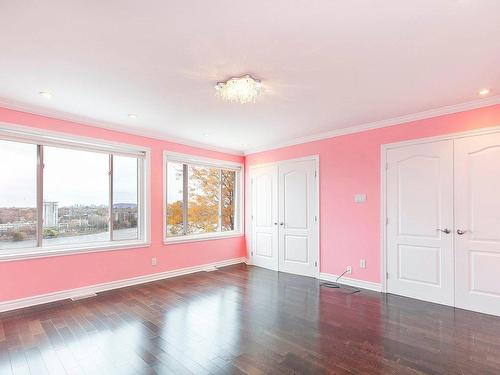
[1,264,500,375]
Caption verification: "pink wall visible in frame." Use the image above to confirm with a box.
[0,107,246,302]
[2,104,500,302]
[246,104,500,283]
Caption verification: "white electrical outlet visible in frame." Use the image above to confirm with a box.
[354,194,367,203]
[360,259,366,269]
[346,265,352,275]
[151,257,157,266]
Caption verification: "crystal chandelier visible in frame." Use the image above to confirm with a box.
[215,75,262,104]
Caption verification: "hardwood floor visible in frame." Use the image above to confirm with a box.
[1,264,500,374]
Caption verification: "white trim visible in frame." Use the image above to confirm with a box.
[380,146,388,293]
[165,233,244,245]
[244,95,500,155]
[0,257,247,313]
[319,272,382,292]
[382,124,500,150]
[163,151,244,243]
[0,100,243,155]
[0,122,149,157]
[379,125,500,295]
[164,150,243,170]
[248,155,320,278]
[2,95,498,158]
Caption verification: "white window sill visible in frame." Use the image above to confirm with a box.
[164,232,244,245]
[0,240,151,262]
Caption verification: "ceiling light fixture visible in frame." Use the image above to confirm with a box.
[39,91,53,99]
[128,113,138,119]
[478,88,490,96]
[215,75,262,104]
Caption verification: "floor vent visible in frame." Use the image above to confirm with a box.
[203,266,218,272]
[70,293,98,301]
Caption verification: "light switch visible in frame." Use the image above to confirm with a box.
[354,194,366,203]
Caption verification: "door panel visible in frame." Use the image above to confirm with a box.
[278,160,318,278]
[386,140,454,306]
[251,165,279,271]
[283,171,308,229]
[455,133,500,316]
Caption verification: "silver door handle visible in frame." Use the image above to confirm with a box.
[437,228,450,234]
[279,222,284,226]
[273,222,278,226]
[457,229,467,235]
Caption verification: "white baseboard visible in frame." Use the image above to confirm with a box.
[0,257,247,313]
[319,272,382,292]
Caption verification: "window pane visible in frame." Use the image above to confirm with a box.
[221,170,236,231]
[43,147,109,246]
[0,140,37,250]
[113,155,138,240]
[187,165,219,234]
[166,162,184,236]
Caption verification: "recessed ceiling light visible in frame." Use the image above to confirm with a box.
[203,133,210,137]
[39,91,53,99]
[128,113,138,119]
[478,88,490,96]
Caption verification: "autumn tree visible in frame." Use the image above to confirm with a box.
[166,164,235,236]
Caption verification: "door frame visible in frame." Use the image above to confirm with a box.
[248,155,321,278]
[380,125,500,293]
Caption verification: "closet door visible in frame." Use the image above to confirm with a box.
[455,133,500,316]
[250,164,279,271]
[278,159,318,278]
[386,140,454,306]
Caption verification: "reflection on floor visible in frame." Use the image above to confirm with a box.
[1,264,500,374]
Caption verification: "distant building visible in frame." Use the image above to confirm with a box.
[43,201,59,228]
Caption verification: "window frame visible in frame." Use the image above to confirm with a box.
[163,151,244,244]
[0,123,151,261]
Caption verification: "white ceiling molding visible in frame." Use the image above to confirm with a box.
[244,95,500,155]
[0,99,244,156]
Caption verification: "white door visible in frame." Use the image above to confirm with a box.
[386,140,454,306]
[455,133,500,316]
[250,164,279,271]
[278,159,318,278]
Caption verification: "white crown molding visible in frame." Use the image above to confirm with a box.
[319,272,382,292]
[0,257,247,313]
[244,95,500,155]
[2,95,499,158]
[0,98,244,156]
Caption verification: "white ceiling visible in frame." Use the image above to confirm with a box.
[1,0,499,154]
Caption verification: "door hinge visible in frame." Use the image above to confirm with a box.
[386,272,389,279]
[314,170,317,178]
[314,215,317,222]
[386,217,389,225]
[314,261,317,267]
[385,163,388,170]
[251,251,254,256]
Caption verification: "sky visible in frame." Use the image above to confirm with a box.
[167,162,183,203]
[0,139,137,207]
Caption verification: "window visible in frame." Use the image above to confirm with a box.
[165,152,242,242]
[0,126,148,259]
[0,140,38,250]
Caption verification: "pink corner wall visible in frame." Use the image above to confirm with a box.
[0,107,246,302]
[245,104,500,283]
